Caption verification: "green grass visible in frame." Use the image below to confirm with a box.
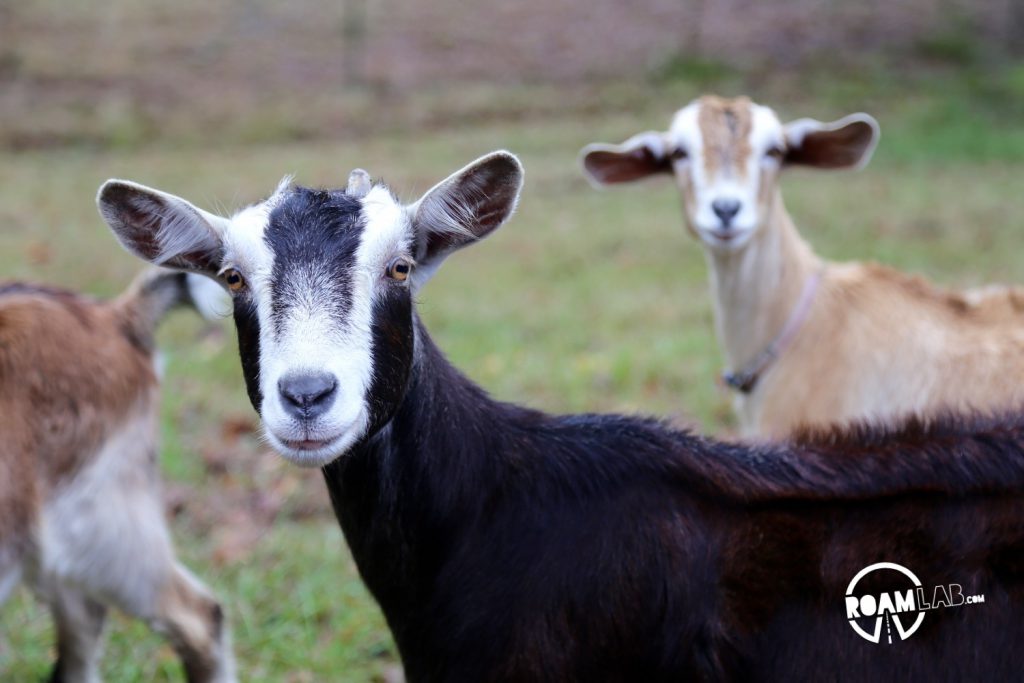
[1,522,396,682]
[2,78,1024,679]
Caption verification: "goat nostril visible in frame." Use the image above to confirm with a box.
[711,199,742,225]
[278,372,338,414]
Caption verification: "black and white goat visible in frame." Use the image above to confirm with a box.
[0,269,235,682]
[99,154,1024,681]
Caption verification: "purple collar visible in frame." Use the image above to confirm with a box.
[722,269,824,394]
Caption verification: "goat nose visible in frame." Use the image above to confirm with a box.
[278,372,338,419]
[712,198,742,225]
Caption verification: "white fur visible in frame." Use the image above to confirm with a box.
[152,203,221,265]
[584,101,877,259]
[99,155,520,469]
[347,169,372,198]
[186,273,233,320]
[13,405,236,681]
[235,186,411,467]
[31,408,172,615]
[665,102,785,252]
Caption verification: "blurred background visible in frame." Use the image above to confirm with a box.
[1,0,1023,679]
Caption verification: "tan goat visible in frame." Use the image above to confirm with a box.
[0,269,235,682]
[581,95,1024,437]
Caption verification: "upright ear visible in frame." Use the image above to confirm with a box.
[97,180,229,274]
[409,150,524,281]
[579,131,672,187]
[783,114,880,170]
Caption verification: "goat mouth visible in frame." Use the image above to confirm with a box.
[279,433,342,451]
[263,408,367,467]
[267,431,349,468]
[701,227,752,247]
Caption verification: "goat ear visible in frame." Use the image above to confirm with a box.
[408,150,523,279]
[783,114,880,170]
[579,131,672,187]
[97,180,229,275]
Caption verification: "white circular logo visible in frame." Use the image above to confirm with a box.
[845,562,925,644]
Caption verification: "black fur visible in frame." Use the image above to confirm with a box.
[317,313,1024,682]
[233,183,1024,681]
[364,292,415,436]
[265,188,362,335]
[233,188,368,411]
[232,296,263,410]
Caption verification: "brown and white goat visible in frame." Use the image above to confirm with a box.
[582,95,1024,438]
[0,269,235,682]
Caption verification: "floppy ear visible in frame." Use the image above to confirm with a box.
[408,150,523,283]
[783,114,880,170]
[579,131,672,187]
[97,180,229,275]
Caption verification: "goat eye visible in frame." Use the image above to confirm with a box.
[765,146,785,160]
[386,257,413,282]
[670,148,689,161]
[223,269,245,292]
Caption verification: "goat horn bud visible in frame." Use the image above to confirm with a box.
[347,169,372,197]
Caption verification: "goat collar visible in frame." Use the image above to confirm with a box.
[721,269,824,395]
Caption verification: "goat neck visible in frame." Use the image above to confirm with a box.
[705,190,822,373]
[320,315,520,665]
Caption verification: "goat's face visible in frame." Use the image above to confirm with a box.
[98,152,524,467]
[581,95,879,252]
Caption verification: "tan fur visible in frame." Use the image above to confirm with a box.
[706,166,1024,439]
[750,255,1024,434]
[697,95,753,179]
[586,95,1024,438]
[155,565,231,682]
[0,290,155,489]
[0,272,235,682]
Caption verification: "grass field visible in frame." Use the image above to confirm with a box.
[2,71,1024,680]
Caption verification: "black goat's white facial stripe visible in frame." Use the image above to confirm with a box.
[225,184,411,466]
[222,201,282,409]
